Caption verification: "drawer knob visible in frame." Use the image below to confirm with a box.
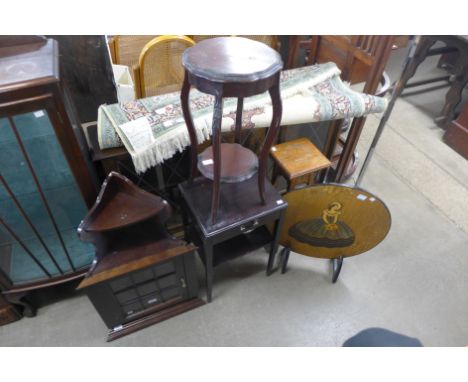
[240,219,259,234]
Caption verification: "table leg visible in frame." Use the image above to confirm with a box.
[259,77,282,204]
[280,247,291,274]
[211,95,224,224]
[179,197,190,242]
[437,59,468,128]
[180,73,198,183]
[331,256,344,283]
[235,97,244,144]
[267,211,285,275]
[204,241,214,303]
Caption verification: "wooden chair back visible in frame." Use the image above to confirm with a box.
[288,35,394,95]
[134,35,195,98]
[111,35,159,78]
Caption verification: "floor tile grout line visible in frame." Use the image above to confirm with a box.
[354,153,468,236]
[384,116,468,190]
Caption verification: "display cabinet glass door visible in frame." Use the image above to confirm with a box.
[0,110,94,285]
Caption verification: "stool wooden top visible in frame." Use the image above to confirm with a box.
[271,138,331,179]
[182,37,282,83]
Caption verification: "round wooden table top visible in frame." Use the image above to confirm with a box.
[182,37,283,83]
[280,184,391,259]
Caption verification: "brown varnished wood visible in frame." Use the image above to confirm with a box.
[77,242,196,289]
[78,172,173,262]
[106,297,205,342]
[211,94,223,222]
[235,97,244,143]
[0,38,57,94]
[47,36,118,123]
[0,37,99,315]
[270,138,331,184]
[0,294,21,326]
[332,36,395,182]
[179,173,287,302]
[80,172,166,232]
[77,171,202,335]
[280,184,391,259]
[287,35,394,184]
[198,143,258,183]
[443,101,468,159]
[181,37,283,223]
[181,73,198,182]
[182,37,282,83]
[0,38,98,207]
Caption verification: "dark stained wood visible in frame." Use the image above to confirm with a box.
[77,241,196,289]
[181,74,199,182]
[181,37,283,223]
[47,35,118,123]
[179,174,286,237]
[179,174,287,302]
[0,35,46,48]
[235,97,244,143]
[286,35,394,183]
[182,37,282,83]
[198,143,258,183]
[333,36,394,182]
[0,37,98,207]
[0,294,21,326]
[80,172,166,232]
[77,172,203,337]
[443,101,468,159]
[0,38,58,94]
[0,37,99,317]
[106,297,205,342]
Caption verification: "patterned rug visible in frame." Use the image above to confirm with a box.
[98,62,387,174]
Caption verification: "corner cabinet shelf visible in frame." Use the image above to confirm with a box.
[77,172,204,341]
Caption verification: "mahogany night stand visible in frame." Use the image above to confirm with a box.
[179,174,287,303]
[180,36,283,223]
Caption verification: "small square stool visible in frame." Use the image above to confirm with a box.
[270,138,331,191]
[178,174,287,302]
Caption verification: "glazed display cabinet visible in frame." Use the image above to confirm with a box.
[0,37,98,318]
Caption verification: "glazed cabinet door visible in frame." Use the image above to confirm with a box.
[0,108,94,286]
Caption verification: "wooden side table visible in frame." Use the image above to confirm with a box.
[278,184,391,283]
[180,37,283,223]
[270,138,331,191]
[178,174,287,302]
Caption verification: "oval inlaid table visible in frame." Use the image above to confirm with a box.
[181,36,283,224]
[278,184,391,282]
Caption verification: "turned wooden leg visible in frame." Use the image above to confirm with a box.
[271,162,279,186]
[234,97,244,144]
[259,76,282,204]
[180,72,198,183]
[210,95,224,224]
[438,60,468,128]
